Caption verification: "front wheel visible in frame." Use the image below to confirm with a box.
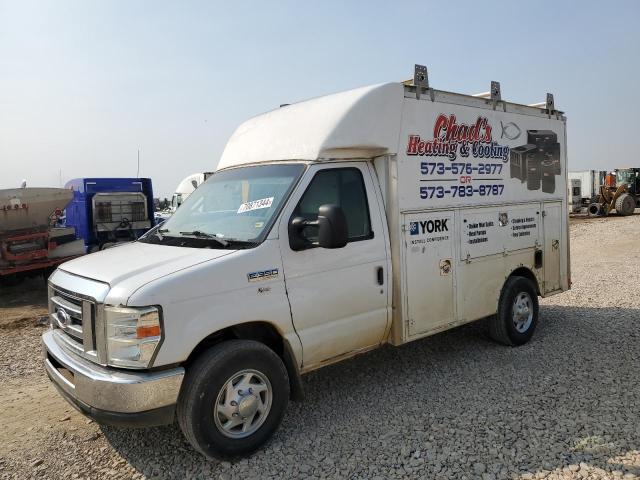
[177,340,290,459]
[489,276,539,346]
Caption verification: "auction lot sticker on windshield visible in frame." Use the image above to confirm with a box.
[237,197,274,213]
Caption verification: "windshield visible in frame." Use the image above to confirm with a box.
[616,170,634,185]
[145,163,305,247]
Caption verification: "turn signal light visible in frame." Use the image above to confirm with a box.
[136,324,161,338]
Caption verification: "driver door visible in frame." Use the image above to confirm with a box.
[279,163,390,370]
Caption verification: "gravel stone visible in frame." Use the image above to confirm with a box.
[2,215,640,479]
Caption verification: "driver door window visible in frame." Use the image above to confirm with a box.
[292,168,373,244]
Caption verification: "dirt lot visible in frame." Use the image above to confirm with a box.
[1,215,639,479]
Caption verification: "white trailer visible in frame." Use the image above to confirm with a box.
[42,66,570,459]
[569,178,582,213]
[569,170,608,206]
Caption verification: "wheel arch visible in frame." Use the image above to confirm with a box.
[184,321,304,401]
[507,266,541,296]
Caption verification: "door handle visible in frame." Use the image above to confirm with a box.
[376,266,384,285]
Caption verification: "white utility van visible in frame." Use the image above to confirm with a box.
[43,66,570,459]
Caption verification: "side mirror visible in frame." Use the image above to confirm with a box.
[317,204,348,248]
[288,204,348,251]
[191,180,198,189]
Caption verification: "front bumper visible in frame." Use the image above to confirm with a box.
[42,329,184,427]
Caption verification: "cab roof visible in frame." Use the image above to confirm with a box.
[217,82,404,170]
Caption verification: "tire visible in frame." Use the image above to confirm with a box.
[588,203,602,216]
[177,340,290,459]
[489,276,539,346]
[615,193,635,216]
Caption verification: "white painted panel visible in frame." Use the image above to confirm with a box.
[543,202,563,293]
[397,99,567,211]
[460,204,541,260]
[278,162,389,369]
[403,211,455,336]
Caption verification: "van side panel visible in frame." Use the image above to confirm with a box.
[542,201,564,293]
[388,91,568,345]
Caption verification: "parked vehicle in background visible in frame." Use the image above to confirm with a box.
[569,178,582,213]
[615,168,640,207]
[170,172,214,212]
[0,188,84,284]
[63,178,155,252]
[156,172,214,222]
[586,168,639,216]
[568,170,608,207]
[42,65,570,459]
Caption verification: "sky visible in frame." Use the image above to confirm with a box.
[1,1,639,198]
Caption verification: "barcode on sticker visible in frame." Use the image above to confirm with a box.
[237,197,274,214]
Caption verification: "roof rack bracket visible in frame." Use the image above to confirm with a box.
[414,64,432,101]
[546,93,557,118]
[490,81,506,111]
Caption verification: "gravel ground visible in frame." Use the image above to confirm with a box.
[1,215,639,479]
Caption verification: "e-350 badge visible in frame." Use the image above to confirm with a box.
[247,269,279,282]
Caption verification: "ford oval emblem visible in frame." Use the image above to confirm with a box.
[57,308,71,328]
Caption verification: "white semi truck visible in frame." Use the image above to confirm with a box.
[568,170,609,207]
[169,172,214,212]
[42,66,570,459]
[157,172,214,222]
[569,178,582,213]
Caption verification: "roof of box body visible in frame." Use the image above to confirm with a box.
[217,82,404,170]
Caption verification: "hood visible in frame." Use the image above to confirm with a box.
[59,241,236,286]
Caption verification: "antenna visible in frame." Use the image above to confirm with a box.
[137,149,140,177]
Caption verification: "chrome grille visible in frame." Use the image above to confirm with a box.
[49,286,96,354]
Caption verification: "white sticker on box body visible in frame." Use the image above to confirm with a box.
[460,205,540,260]
[237,197,274,213]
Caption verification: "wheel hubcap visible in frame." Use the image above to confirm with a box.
[214,369,272,438]
[512,292,533,333]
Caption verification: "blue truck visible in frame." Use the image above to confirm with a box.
[64,178,155,252]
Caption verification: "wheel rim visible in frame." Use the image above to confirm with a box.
[213,369,272,438]
[512,292,533,333]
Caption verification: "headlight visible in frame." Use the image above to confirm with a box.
[105,306,162,368]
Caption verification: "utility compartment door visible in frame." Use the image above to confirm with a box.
[543,201,562,293]
[403,211,455,336]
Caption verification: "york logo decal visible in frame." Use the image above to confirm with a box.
[410,219,448,235]
[247,268,279,282]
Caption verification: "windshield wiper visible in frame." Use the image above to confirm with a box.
[155,227,169,240]
[223,238,258,248]
[178,231,228,247]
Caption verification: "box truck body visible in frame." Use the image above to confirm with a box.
[568,170,608,206]
[43,71,569,458]
[64,178,154,251]
[569,178,582,213]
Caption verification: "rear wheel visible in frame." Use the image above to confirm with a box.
[177,340,289,459]
[489,276,539,346]
[615,193,635,216]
